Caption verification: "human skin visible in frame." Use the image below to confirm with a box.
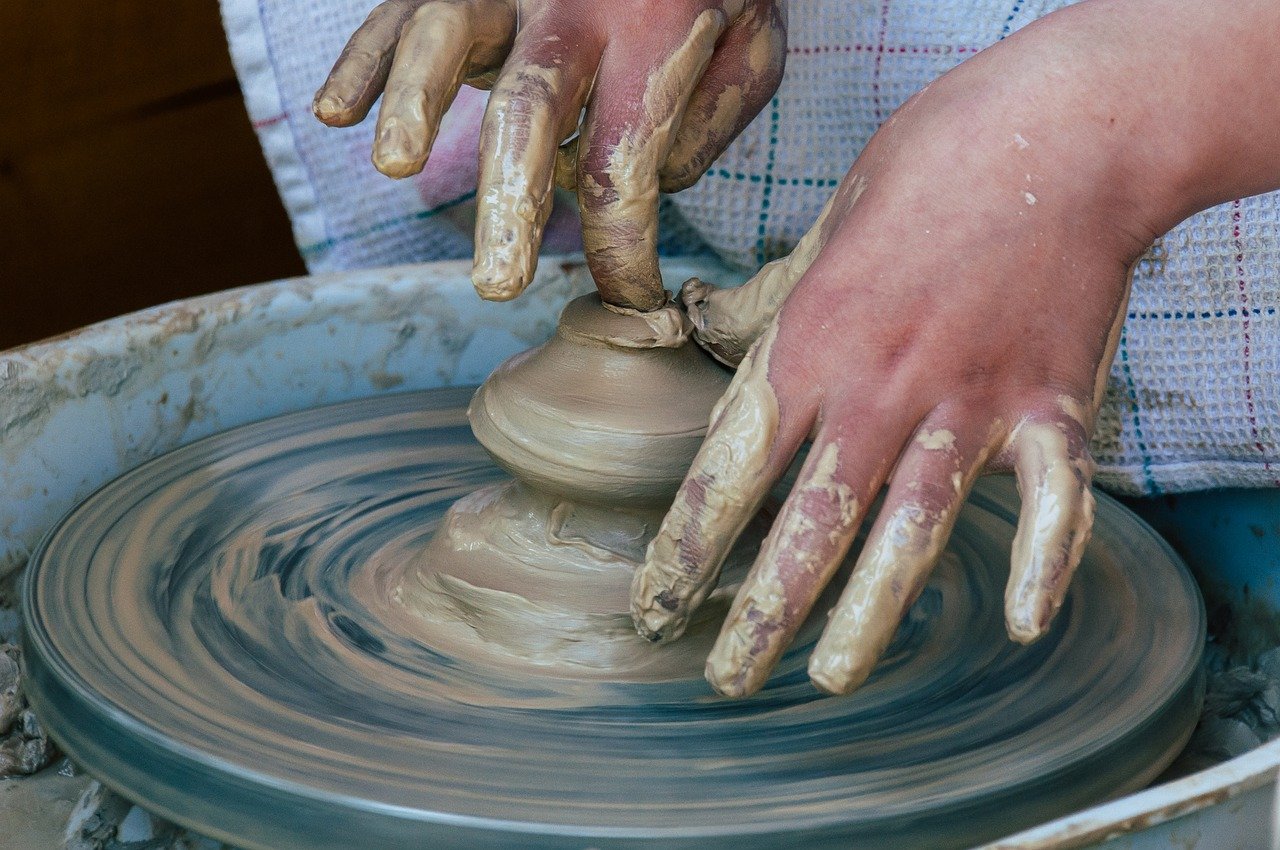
[630,0,1280,697]
[313,0,785,310]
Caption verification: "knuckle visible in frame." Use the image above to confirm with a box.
[412,0,459,20]
[576,143,615,186]
[658,162,704,193]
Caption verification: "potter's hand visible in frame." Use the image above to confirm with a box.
[313,0,785,310]
[630,0,1280,697]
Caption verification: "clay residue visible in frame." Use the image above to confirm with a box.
[658,0,786,192]
[592,298,693,349]
[370,4,514,177]
[915,428,956,451]
[808,508,953,695]
[804,421,990,697]
[396,481,756,680]
[467,294,729,507]
[631,322,782,642]
[0,645,56,777]
[0,764,94,849]
[473,60,594,302]
[682,174,867,366]
[578,9,726,310]
[1005,415,1097,643]
[705,441,860,697]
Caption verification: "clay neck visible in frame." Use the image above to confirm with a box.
[557,292,694,350]
[467,292,732,509]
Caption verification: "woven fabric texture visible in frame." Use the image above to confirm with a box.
[221,0,1279,494]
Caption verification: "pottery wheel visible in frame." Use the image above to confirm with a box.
[22,387,1205,849]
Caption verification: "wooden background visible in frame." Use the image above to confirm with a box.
[0,0,307,350]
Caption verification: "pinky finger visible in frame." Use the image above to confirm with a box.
[1005,405,1097,643]
[314,1,418,126]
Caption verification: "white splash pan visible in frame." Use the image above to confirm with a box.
[2,256,1276,848]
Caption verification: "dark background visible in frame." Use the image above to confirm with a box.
[0,0,307,350]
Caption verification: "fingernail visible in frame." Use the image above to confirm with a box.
[808,653,864,696]
[373,123,421,178]
[472,211,537,301]
[632,604,684,642]
[1006,596,1049,644]
[471,256,529,302]
[704,623,770,698]
[630,566,690,640]
[704,649,756,698]
[313,94,342,120]
[807,665,847,696]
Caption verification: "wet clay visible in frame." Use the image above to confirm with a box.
[682,174,868,366]
[403,292,769,677]
[400,480,758,679]
[467,293,726,505]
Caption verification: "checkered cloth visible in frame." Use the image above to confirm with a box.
[221,0,1279,494]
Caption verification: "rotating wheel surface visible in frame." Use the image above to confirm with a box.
[22,388,1205,849]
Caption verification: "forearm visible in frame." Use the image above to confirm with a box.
[1025,0,1280,231]
[875,0,1280,263]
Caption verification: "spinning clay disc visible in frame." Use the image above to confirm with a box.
[22,388,1205,849]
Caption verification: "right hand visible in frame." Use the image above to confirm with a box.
[313,0,786,310]
[628,5,1171,696]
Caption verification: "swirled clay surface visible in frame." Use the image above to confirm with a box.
[22,388,1205,849]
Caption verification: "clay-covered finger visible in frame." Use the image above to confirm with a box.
[707,397,937,698]
[372,0,515,178]
[314,0,420,126]
[471,24,601,301]
[1005,400,1097,643]
[807,420,997,695]
[658,0,786,192]
[631,323,808,643]
[577,10,727,310]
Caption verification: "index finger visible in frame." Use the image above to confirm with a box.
[630,323,809,642]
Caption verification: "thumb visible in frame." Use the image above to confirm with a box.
[684,176,860,364]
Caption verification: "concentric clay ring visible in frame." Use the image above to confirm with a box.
[22,388,1205,849]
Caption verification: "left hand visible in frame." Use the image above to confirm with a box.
[313,0,786,309]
